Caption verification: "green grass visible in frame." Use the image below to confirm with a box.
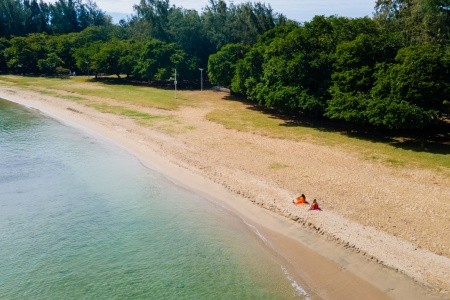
[71,84,180,110]
[269,162,290,170]
[89,103,169,122]
[207,104,450,173]
[0,75,190,110]
[87,103,191,135]
[207,106,328,143]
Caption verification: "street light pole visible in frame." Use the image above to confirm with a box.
[174,69,177,99]
[199,68,204,91]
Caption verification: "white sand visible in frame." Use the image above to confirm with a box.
[1,85,449,299]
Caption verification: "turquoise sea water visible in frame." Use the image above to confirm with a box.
[0,99,307,299]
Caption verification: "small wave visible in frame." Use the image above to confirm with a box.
[281,266,311,299]
[242,219,312,299]
[242,220,273,248]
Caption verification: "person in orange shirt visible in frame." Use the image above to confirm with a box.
[309,199,322,211]
[294,194,309,205]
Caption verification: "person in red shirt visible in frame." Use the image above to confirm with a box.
[309,199,322,211]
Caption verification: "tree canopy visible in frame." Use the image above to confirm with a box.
[0,0,110,37]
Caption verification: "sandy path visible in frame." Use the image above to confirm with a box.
[0,85,449,298]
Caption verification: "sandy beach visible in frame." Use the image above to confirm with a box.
[1,84,449,299]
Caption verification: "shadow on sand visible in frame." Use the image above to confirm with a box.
[222,94,450,156]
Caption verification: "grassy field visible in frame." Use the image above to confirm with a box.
[1,75,448,173]
[0,75,191,110]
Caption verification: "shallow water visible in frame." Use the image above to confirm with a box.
[0,99,308,299]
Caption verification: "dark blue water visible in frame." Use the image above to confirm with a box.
[0,99,306,299]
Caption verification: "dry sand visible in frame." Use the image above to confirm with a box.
[0,85,449,299]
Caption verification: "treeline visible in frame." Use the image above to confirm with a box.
[0,0,449,131]
[0,0,110,36]
[0,0,283,82]
[0,0,283,79]
[208,0,450,131]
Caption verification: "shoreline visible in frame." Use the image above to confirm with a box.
[1,85,448,299]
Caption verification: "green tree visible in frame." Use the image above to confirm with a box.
[93,39,141,78]
[372,45,449,111]
[65,25,118,73]
[326,44,447,130]
[118,40,145,78]
[374,0,450,45]
[93,40,125,78]
[74,25,116,45]
[231,46,264,98]
[0,0,26,37]
[1,0,110,37]
[125,0,281,71]
[201,0,280,51]
[374,0,411,23]
[365,97,438,130]
[0,38,11,73]
[207,43,248,87]
[168,8,210,67]
[228,2,277,45]
[202,0,231,51]
[133,0,171,41]
[37,52,64,74]
[133,39,188,81]
[246,17,383,115]
[77,0,110,29]
[24,0,49,34]
[73,41,103,76]
[324,91,372,124]
[4,33,50,74]
[230,15,414,121]
[52,33,78,72]
[232,22,302,98]
[49,0,79,34]
[50,0,109,34]
[325,31,401,123]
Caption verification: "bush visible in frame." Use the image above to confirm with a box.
[55,66,70,78]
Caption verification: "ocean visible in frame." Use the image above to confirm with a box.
[0,99,309,299]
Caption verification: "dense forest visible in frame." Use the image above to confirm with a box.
[0,0,449,131]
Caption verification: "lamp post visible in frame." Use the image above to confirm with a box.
[199,68,204,91]
[174,69,177,99]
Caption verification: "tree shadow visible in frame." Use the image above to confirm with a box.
[88,77,212,91]
[223,95,449,155]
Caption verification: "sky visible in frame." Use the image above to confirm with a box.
[44,1,377,23]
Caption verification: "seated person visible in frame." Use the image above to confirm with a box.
[309,199,322,211]
[294,194,309,205]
